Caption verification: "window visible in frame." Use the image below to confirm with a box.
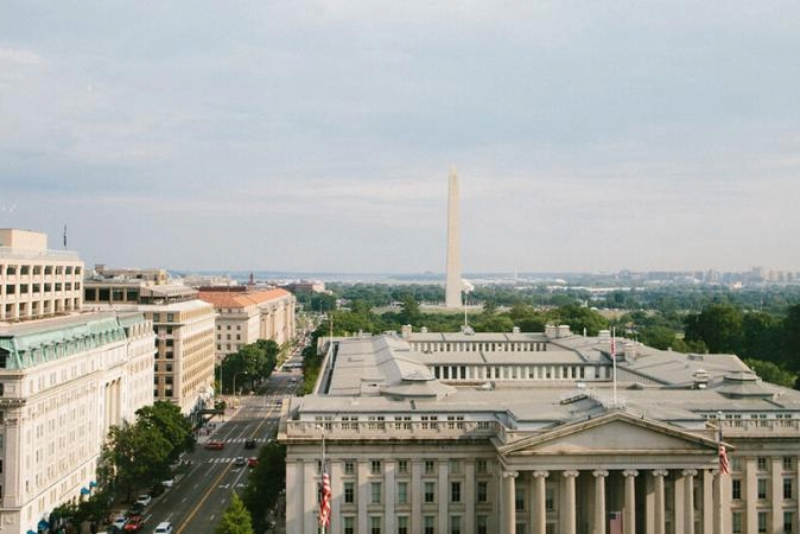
[758,478,768,499]
[758,457,768,471]
[449,460,460,474]
[344,482,355,504]
[732,512,743,534]
[476,459,487,474]
[398,460,408,474]
[449,515,461,534]
[784,512,794,534]
[371,460,382,475]
[166,313,174,322]
[477,516,488,534]
[477,481,488,503]
[425,460,435,474]
[784,457,795,471]
[424,516,435,534]
[153,313,160,322]
[731,456,742,471]
[424,482,435,503]
[397,482,408,504]
[758,511,768,533]
[545,487,555,511]
[344,517,355,534]
[785,478,793,500]
[370,516,382,534]
[398,516,408,534]
[344,460,355,475]
[732,479,742,500]
[515,487,525,511]
[371,482,382,504]
[450,482,461,503]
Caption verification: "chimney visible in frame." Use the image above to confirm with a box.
[401,324,412,339]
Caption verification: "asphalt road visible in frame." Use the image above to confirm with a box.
[135,367,301,534]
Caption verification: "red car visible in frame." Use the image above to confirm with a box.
[204,440,224,450]
[247,457,259,468]
[123,515,143,532]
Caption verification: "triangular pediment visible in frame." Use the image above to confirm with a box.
[500,411,719,457]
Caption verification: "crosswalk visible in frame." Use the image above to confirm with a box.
[223,437,273,444]
[207,457,250,464]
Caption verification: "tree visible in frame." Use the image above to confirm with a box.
[106,422,172,501]
[744,359,798,389]
[684,304,743,354]
[243,441,287,533]
[398,294,422,325]
[136,401,195,463]
[215,493,254,534]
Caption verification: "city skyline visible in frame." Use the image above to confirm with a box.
[2,2,800,273]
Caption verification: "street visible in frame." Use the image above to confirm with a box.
[133,369,300,534]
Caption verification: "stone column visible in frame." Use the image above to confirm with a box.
[330,460,343,528]
[411,460,422,534]
[712,470,724,534]
[385,460,396,534]
[465,460,476,534]
[771,457,782,534]
[438,459,449,534]
[304,461,319,534]
[357,460,369,534]
[682,470,697,534]
[745,458,757,534]
[593,470,609,534]
[502,471,519,534]
[533,471,549,534]
[562,471,579,534]
[652,470,668,534]
[623,470,639,534]
[703,469,714,534]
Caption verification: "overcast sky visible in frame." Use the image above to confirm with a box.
[2,1,799,274]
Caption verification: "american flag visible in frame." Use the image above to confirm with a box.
[319,471,331,527]
[610,334,617,360]
[718,423,730,476]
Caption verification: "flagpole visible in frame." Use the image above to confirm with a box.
[321,427,326,534]
[612,327,618,407]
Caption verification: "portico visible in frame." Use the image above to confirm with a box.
[497,411,726,534]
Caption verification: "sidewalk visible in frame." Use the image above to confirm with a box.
[196,401,242,445]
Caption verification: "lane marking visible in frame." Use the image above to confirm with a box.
[175,462,234,534]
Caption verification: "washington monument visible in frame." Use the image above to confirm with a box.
[445,167,462,308]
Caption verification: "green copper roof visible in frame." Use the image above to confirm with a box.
[0,314,133,370]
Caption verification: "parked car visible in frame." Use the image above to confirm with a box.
[161,478,175,489]
[204,440,224,450]
[247,457,259,468]
[111,517,127,531]
[135,494,152,507]
[153,522,173,534]
[244,438,256,449]
[123,515,144,532]
[234,456,246,467]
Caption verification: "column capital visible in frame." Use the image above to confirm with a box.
[711,469,720,477]
[503,470,519,479]
[593,469,609,478]
[563,470,580,478]
[682,469,698,477]
[623,469,639,478]
[652,469,669,477]
[533,470,550,479]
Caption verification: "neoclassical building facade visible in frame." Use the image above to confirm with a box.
[0,312,155,534]
[280,329,800,534]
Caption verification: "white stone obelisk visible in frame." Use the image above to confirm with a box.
[445,166,462,308]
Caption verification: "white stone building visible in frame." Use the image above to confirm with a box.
[281,328,800,534]
[0,312,154,534]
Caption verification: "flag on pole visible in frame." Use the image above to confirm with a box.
[319,470,331,527]
[610,331,617,360]
[718,420,730,476]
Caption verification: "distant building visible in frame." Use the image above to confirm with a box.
[198,287,296,359]
[0,229,84,321]
[282,327,800,534]
[282,280,327,295]
[85,273,216,418]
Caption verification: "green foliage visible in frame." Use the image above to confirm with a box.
[219,340,280,394]
[545,305,609,336]
[215,493,254,534]
[136,401,195,463]
[684,304,743,354]
[243,441,287,533]
[106,422,172,501]
[744,359,798,389]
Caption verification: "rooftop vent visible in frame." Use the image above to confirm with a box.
[598,330,611,342]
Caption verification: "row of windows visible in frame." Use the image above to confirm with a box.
[339,480,491,506]
[217,324,242,330]
[732,510,794,534]
[1,264,81,276]
[728,456,795,472]
[732,477,795,500]
[336,459,489,476]
[432,365,586,381]
[217,334,242,341]
[341,515,490,534]
[84,288,139,302]
[4,282,81,294]
[412,341,546,353]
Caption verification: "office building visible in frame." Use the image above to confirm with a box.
[281,327,800,534]
[197,288,296,360]
[0,229,84,322]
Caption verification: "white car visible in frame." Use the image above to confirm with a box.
[135,494,152,507]
[153,522,173,534]
[161,478,175,489]
[112,517,127,530]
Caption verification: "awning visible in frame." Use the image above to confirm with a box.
[80,487,91,495]
[89,480,97,488]
[27,530,37,534]
[38,519,50,530]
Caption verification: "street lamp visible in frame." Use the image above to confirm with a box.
[233,372,249,407]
